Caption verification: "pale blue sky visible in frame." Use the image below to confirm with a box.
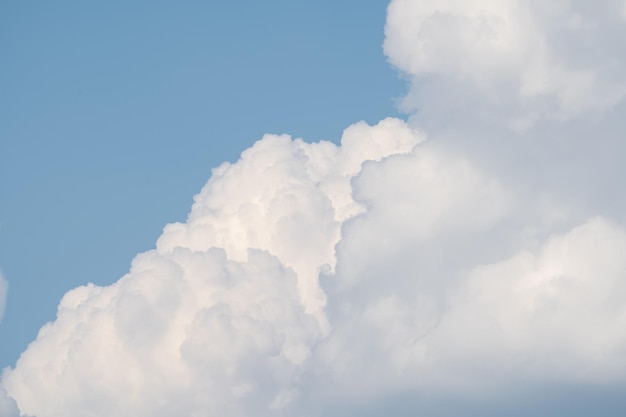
[0,0,403,369]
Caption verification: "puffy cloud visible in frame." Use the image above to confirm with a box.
[0,388,20,417]
[5,115,626,415]
[0,272,7,323]
[4,1,626,416]
[156,117,421,317]
[1,119,424,417]
[4,249,317,417]
[316,215,626,402]
[384,0,626,127]
[306,139,626,409]
[443,217,626,381]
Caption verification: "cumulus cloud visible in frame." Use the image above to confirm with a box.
[3,1,626,416]
[384,0,626,127]
[1,120,425,417]
[0,388,20,417]
[316,215,626,400]
[5,117,626,416]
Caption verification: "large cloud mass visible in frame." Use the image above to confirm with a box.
[3,1,626,416]
[385,0,626,128]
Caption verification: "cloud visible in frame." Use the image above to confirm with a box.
[317,215,626,399]
[4,116,626,416]
[305,141,626,409]
[0,272,7,323]
[3,1,626,416]
[0,387,23,417]
[384,0,626,127]
[1,119,424,417]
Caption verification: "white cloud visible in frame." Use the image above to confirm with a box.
[1,119,424,417]
[443,217,626,382]
[384,0,626,127]
[3,1,626,416]
[0,272,7,323]
[4,115,626,415]
[0,387,21,417]
[315,214,626,404]
[305,137,626,408]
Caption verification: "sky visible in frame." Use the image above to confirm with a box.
[2,1,626,416]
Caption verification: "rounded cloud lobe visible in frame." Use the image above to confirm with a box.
[384,0,626,127]
[4,1,626,416]
[0,389,21,417]
[4,116,626,416]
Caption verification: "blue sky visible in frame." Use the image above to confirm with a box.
[3,1,626,416]
[0,0,402,369]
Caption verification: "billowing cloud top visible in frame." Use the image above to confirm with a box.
[385,0,626,127]
[0,388,21,417]
[3,1,626,416]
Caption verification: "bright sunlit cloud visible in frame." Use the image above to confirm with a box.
[3,1,626,416]
[384,0,626,128]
